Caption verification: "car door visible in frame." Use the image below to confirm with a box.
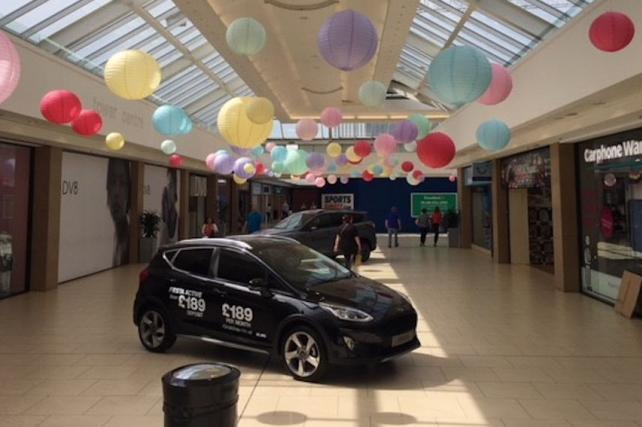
[169,247,226,335]
[213,248,281,347]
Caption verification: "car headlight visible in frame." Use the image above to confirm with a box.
[319,303,373,322]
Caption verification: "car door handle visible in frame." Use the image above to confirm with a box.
[212,288,227,297]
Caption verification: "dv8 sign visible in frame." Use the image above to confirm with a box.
[321,194,354,210]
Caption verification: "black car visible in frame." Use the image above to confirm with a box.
[259,210,377,262]
[133,236,419,381]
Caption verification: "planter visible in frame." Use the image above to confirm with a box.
[448,227,460,248]
[139,237,158,263]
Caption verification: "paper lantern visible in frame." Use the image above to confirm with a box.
[476,119,511,151]
[327,174,338,184]
[296,119,318,141]
[233,174,247,185]
[429,45,492,106]
[214,153,235,175]
[0,31,21,105]
[389,173,397,181]
[71,109,103,136]
[340,176,349,184]
[218,97,273,148]
[244,163,256,176]
[362,170,374,182]
[104,50,161,100]
[162,140,177,155]
[251,145,265,157]
[479,64,513,106]
[417,132,456,168]
[336,154,348,166]
[345,146,361,163]
[179,115,193,135]
[105,132,125,151]
[326,142,342,158]
[391,120,418,143]
[327,163,337,173]
[205,152,217,170]
[305,173,316,184]
[255,162,267,176]
[315,177,326,188]
[234,157,255,180]
[318,9,378,71]
[406,174,420,186]
[404,141,417,152]
[153,105,189,136]
[401,161,414,173]
[169,154,183,168]
[374,133,396,157]
[372,165,384,176]
[408,114,432,140]
[604,173,617,187]
[412,170,424,181]
[284,149,308,176]
[589,12,635,53]
[226,17,266,56]
[40,90,82,124]
[354,140,372,158]
[271,146,287,162]
[320,107,342,128]
[272,161,285,174]
[358,80,386,107]
[306,152,325,171]
[266,142,276,152]
[247,97,274,123]
[449,175,457,182]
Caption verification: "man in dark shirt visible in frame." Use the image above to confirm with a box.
[334,215,361,269]
[385,207,401,248]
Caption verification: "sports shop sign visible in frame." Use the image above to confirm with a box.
[584,140,642,164]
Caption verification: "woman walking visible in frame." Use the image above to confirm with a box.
[431,207,443,247]
[334,214,361,269]
[415,208,430,247]
[201,217,218,238]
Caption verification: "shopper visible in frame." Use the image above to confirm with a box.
[431,206,443,247]
[385,207,401,248]
[201,217,218,238]
[334,214,361,269]
[281,200,290,218]
[245,206,264,234]
[415,208,430,247]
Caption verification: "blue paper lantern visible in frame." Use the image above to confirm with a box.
[359,80,386,107]
[408,114,432,139]
[272,161,285,174]
[226,17,266,56]
[153,105,190,136]
[372,165,384,176]
[317,9,378,71]
[271,146,287,162]
[476,119,511,151]
[284,149,308,176]
[428,46,492,107]
[252,145,265,157]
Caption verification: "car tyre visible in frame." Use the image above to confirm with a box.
[282,326,327,382]
[138,307,176,353]
[360,241,371,263]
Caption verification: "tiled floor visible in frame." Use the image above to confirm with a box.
[1,236,642,426]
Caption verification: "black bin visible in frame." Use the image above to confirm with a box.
[162,363,240,427]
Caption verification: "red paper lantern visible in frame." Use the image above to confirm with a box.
[169,154,183,168]
[589,12,635,52]
[71,109,102,136]
[401,161,414,173]
[40,90,82,124]
[354,140,372,158]
[362,170,374,182]
[255,162,266,176]
[412,170,424,180]
[417,132,455,169]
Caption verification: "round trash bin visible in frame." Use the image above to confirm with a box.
[162,363,240,427]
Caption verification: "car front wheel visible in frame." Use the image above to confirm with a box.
[138,308,176,353]
[282,327,327,382]
[360,241,371,262]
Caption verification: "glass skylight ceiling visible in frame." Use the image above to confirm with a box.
[270,120,394,141]
[395,0,595,110]
[0,0,253,130]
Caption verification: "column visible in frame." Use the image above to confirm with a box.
[128,161,144,264]
[550,143,580,292]
[492,159,510,263]
[179,170,190,240]
[230,183,240,234]
[206,174,219,221]
[30,146,62,291]
[457,168,472,248]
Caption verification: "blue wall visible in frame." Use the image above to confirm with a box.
[322,177,457,233]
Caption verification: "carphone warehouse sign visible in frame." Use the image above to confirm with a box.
[584,140,642,164]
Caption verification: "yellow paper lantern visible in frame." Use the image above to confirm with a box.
[105,132,125,151]
[246,97,274,124]
[243,163,256,175]
[233,174,247,185]
[346,146,360,162]
[217,97,273,149]
[104,50,161,100]
[326,142,342,158]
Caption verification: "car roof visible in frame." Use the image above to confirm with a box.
[298,209,366,215]
[163,235,298,252]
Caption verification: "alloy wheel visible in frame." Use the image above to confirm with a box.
[284,332,320,378]
[140,310,166,349]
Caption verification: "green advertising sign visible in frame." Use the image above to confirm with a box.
[410,193,458,218]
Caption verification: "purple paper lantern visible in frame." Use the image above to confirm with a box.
[317,9,378,71]
[234,156,255,179]
[306,152,326,171]
[213,153,235,175]
[391,120,418,144]
[336,154,348,167]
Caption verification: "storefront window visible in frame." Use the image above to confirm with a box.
[0,143,31,298]
[578,130,642,302]
[189,175,207,238]
[471,186,492,250]
[217,178,231,235]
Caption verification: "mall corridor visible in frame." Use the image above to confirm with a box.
[1,240,641,427]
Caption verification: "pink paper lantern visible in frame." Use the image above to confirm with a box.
[296,119,318,141]
[449,175,457,182]
[71,109,103,136]
[374,133,397,157]
[320,107,343,128]
[40,90,82,124]
[589,12,635,53]
[305,172,316,184]
[479,64,513,106]
[0,31,21,105]
[314,176,326,188]
[205,153,217,170]
[265,142,276,152]
[417,132,456,169]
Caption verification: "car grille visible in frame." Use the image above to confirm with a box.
[381,311,417,336]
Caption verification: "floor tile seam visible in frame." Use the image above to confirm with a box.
[238,355,272,421]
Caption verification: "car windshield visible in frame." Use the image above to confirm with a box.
[272,212,312,230]
[255,242,352,290]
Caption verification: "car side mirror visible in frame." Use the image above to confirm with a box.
[249,278,272,297]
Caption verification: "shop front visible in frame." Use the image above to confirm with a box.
[578,128,642,302]
[465,162,493,252]
[502,148,554,272]
[188,174,207,238]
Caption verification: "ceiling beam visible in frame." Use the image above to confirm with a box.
[476,0,550,38]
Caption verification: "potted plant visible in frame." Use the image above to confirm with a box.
[139,210,161,263]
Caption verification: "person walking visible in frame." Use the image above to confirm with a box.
[385,207,401,248]
[281,200,290,218]
[244,206,264,234]
[431,206,443,247]
[334,214,361,269]
[415,208,430,247]
[201,217,218,238]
